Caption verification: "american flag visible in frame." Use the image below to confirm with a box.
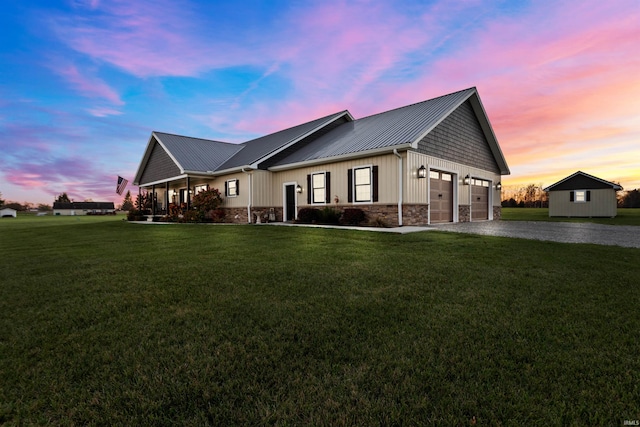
[116,176,129,195]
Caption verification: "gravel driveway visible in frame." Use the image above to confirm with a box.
[432,221,640,248]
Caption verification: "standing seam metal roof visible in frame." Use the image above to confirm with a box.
[153,132,243,172]
[216,110,349,170]
[269,88,475,166]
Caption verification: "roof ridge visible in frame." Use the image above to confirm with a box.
[243,110,349,143]
[355,87,476,121]
[153,131,239,146]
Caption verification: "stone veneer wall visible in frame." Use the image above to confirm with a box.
[252,206,283,223]
[402,204,430,226]
[493,206,502,220]
[222,207,249,224]
[459,205,471,222]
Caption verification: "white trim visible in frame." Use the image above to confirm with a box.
[283,182,298,221]
[268,144,411,171]
[310,171,327,205]
[573,189,587,203]
[352,165,373,204]
[139,174,188,188]
[225,179,238,198]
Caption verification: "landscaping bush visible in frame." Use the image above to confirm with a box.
[206,208,226,223]
[180,209,203,223]
[341,208,366,225]
[318,207,341,224]
[297,208,320,224]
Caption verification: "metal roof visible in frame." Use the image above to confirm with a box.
[269,88,477,167]
[216,110,350,171]
[153,132,243,173]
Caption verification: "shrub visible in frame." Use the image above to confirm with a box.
[318,207,341,224]
[127,209,145,222]
[181,209,203,223]
[341,208,366,225]
[206,209,226,223]
[192,188,223,212]
[297,208,319,224]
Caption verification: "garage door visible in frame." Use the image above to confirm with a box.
[430,171,453,223]
[471,179,489,220]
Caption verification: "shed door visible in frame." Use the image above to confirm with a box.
[430,171,453,223]
[471,180,489,220]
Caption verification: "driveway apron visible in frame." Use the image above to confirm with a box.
[432,221,640,248]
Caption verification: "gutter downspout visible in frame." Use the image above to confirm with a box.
[242,168,252,223]
[393,149,403,226]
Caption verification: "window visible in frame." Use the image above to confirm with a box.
[571,190,590,203]
[194,184,208,195]
[354,167,372,202]
[225,179,238,197]
[429,170,440,179]
[312,172,326,204]
[348,166,378,203]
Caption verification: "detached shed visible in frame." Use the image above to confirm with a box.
[544,171,622,217]
[1,208,17,218]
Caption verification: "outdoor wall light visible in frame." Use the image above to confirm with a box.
[496,182,502,190]
[464,175,471,185]
[296,185,303,193]
[417,165,427,178]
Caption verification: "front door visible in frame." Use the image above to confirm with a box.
[285,184,296,221]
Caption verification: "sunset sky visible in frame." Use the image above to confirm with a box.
[1,0,638,206]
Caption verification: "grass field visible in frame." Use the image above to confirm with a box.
[502,207,640,226]
[1,215,639,425]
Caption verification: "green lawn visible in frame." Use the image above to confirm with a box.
[502,207,640,226]
[1,216,639,425]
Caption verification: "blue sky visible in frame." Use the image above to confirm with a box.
[1,0,638,205]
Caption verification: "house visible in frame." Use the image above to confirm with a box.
[53,202,116,216]
[133,87,510,226]
[1,207,17,218]
[543,171,622,218]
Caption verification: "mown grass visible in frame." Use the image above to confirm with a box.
[502,207,640,226]
[1,216,639,425]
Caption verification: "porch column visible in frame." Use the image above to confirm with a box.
[152,185,156,215]
[186,176,191,210]
[165,181,169,214]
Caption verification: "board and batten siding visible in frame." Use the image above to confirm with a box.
[139,140,182,185]
[548,189,617,217]
[268,154,399,207]
[407,151,501,207]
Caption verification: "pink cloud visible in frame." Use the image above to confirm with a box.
[55,64,124,106]
[49,0,246,77]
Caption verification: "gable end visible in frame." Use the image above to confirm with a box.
[139,140,182,185]
[416,100,501,173]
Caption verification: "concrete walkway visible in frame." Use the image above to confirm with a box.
[431,221,640,248]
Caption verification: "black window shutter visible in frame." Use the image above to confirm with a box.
[347,169,353,203]
[224,181,228,197]
[235,179,239,196]
[586,190,591,201]
[307,174,311,204]
[325,172,331,203]
[569,191,574,202]
[372,166,379,202]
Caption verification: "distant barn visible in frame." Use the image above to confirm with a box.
[52,202,115,216]
[543,171,622,218]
